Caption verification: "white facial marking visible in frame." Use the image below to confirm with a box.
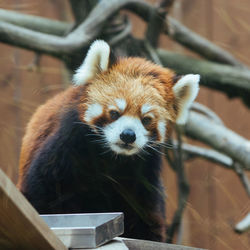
[108,105,116,111]
[84,103,103,122]
[141,104,153,115]
[103,116,148,155]
[158,120,166,143]
[115,98,127,112]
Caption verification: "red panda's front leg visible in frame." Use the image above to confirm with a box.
[20,108,91,213]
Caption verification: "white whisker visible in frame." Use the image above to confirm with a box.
[146,144,165,156]
[148,140,173,149]
[136,151,146,161]
[73,121,103,131]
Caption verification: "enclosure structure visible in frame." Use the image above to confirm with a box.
[0,169,205,249]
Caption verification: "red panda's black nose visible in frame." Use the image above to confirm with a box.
[120,129,136,144]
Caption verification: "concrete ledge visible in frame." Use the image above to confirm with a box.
[120,238,206,250]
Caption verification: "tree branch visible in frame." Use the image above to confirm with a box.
[235,213,250,233]
[0,0,147,58]
[108,16,132,46]
[191,102,224,125]
[158,49,250,107]
[123,0,247,67]
[0,9,71,36]
[1,0,246,70]
[144,41,163,66]
[176,142,233,169]
[167,126,189,243]
[165,17,247,68]
[0,21,70,57]
[233,163,250,197]
[185,112,250,170]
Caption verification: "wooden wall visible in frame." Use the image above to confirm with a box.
[0,0,249,249]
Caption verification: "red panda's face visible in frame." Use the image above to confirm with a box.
[78,61,177,156]
[75,41,199,156]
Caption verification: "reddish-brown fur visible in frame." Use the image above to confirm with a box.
[18,86,85,189]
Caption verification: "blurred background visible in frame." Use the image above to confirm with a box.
[0,0,250,249]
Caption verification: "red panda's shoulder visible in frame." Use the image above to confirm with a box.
[18,86,84,188]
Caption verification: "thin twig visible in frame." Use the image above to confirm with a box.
[191,102,224,125]
[235,213,250,233]
[27,53,41,72]
[124,0,247,68]
[233,163,250,197]
[173,142,233,169]
[164,17,247,68]
[167,126,189,243]
[184,112,250,170]
[144,41,163,65]
[108,17,132,46]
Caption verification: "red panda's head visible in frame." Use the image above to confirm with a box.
[73,41,200,156]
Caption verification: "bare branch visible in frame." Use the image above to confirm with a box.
[234,163,250,197]
[27,53,41,72]
[167,126,189,243]
[144,41,163,66]
[0,0,246,70]
[65,0,149,41]
[181,142,250,199]
[191,102,224,125]
[108,17,132,46]
[185,112,250,170]
[158,49,250,107]
[165,17,247,68]
[0,9,71,36]
[235,213,250,233]
[0,0,146,58]
[124,1,247,68]
[0,21,71,57]
[176,142,233,169]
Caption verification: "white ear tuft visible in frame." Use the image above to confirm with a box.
[173,74,200,125]
[73,40,110,85]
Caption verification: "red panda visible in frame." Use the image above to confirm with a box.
[17,40,199,242]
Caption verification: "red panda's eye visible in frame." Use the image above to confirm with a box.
[109,110,120,120]
[142,117,152,126]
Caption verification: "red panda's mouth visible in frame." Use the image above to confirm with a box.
[116,143,134,150]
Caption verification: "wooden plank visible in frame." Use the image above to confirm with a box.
[0,168,67,250]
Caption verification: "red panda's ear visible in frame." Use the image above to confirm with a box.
[73,40,111,85]
[173,74,200,125]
